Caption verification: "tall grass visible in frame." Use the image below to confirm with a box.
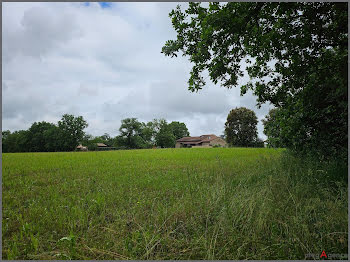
[2,148,347,259]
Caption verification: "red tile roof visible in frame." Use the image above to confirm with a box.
[176,136,201,142]
[177,134,218,143]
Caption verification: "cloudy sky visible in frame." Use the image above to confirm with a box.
[2,2,272,139]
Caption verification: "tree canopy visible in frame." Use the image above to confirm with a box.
[2,114,88,153]
[225,107,258,147]
[115,118,190,149]
[26,121,57,152]
[2,114,192,152]
[155,121,176,148]
[118,118,145,149]
[262,108,284,148]
[168,121,190,140]
[58,114,88,151]
[162,2,348,159]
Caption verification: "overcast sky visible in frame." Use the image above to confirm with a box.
[2,2,272,139]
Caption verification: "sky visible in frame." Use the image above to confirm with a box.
[2,2,272,139]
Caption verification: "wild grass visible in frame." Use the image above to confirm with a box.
[2,148,348,259]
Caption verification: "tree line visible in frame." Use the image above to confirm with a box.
[2,107,282,153]
[82,118,190,150]
[1,115,190,153]
[2,114,88,153]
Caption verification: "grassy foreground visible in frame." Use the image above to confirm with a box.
[2,148,348,260]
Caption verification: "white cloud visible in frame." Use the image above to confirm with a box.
[2,2,271,140]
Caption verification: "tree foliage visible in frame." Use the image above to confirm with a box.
[117,118,148,149]
[116,118,189,149]
[262,108,284,148]
[26,121,57,152]
[2,114,88,153]
[168,121,190,140]
[162,2,348,159]
[225,107,258,147]
[2,115,190,152]
[58,114,88,151]
[155,120,176,148]
[2,130,29,153]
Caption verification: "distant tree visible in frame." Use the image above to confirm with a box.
[43,125,62,152]
[152,118,167,133]
[2,130,11,140]
[58,114,88,151]
[130,118,169,148]
[81,134,94,146]
[168,121,190,140]
[2,130,29,153]
[114,135,128,149]
[155,121,176,148]
[2,114,88,152]
[140,121,157,147]
[225,107,258,147]
[100,133,110,142]
[262,108,284,148]
[2,130,11,152]
[118,118,145,149]
[26,121,57,152]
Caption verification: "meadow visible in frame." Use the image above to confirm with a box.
[2,148,348,260]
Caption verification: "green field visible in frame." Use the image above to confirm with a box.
[2,148,348,260]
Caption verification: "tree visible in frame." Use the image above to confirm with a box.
[140,121,157,148]
[151,118,168,133]
[2,130,29,153]
[262,108,284,148]
[2,114,88,152]
[43,125,62,152]
[115,118,188,149]
[162,2,347,160]
[2,130,11,140]
[26,121,57,152]
[168,121,190,140]
[225,107,258,147]
[148,118,168,147]
[114,135,128,149]
[58,114,88,151]
[81,134,94,146]
[155,124,176,148]
[118,118,145,149]
[2,130,11,153]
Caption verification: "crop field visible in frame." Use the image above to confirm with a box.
[2,148,348,260]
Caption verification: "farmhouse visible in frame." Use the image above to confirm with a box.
[96,143,117,151]
[176,134,227,148]
[76,144,88,151]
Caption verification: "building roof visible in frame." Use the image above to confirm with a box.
[177,134,219,143]
[96,143,108,147]
[181,140,204,145]
[176,136,202,142]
